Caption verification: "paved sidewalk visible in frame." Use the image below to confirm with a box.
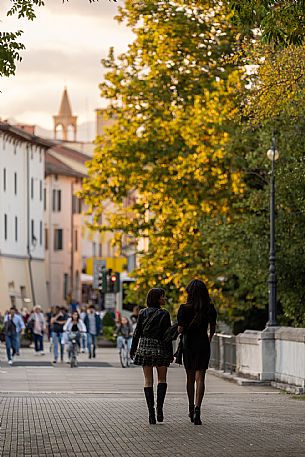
[0,346,305,456]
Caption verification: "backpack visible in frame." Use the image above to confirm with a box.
[4,319,16,336]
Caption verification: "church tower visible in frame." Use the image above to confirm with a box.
[53,87,77,141]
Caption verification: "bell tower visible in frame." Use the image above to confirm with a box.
[53,87,77,141]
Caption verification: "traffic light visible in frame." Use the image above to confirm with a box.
[106,269,120,293]
[97,268,106,292]
[112,272,120,293]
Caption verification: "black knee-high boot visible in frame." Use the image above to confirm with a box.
[144,387,156,424]
[194,406,202,425]
[156,383,167,422]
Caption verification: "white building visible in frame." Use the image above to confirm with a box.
[44,143,91,306]
[0,122,50,313]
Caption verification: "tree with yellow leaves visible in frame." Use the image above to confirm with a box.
[81,0,248,316]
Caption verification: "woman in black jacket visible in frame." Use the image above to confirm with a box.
[130,288,173,424]
[177,279,217,425]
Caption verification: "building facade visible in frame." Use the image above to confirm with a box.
[0,122,50,313]
[44,144,88,306]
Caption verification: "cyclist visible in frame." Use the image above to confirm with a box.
[63,311,86,359]
[116,317,133,352]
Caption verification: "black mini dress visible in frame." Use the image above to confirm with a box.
[177,303,217,370]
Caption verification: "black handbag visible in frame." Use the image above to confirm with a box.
[173,334,183,365]
[26,318,35,334]
[163,323,179,344]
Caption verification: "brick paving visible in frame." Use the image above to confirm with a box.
[0,347,305,456]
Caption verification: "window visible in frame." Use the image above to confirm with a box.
[63,273,68,300]
[4,214,7,240]
[45,228,48,250]
[52,189,61,212]
[44,188,46,211]
[74,230,78,252]
[99,243,102,257]
[15,217,18,242]
[72,196,82,214]
[40,180,42,201]
[52,190,56,211]
[14,172,17,195]
[31,178,34,199]
[31,219,35,244]
[92,242,96,257]
[20,286,27,302]
[3,168,6,191]
[54,228,63,250]
[57,190,61,211]
[40,221,42,245]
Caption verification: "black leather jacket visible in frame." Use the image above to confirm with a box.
[130,307,172,355]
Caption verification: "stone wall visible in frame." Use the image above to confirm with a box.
[236,327,305,391]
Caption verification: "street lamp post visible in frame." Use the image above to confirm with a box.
[266,136,279,327]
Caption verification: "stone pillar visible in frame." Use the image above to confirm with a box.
[259,327,277,381]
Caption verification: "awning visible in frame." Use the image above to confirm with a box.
[81,273,93,285]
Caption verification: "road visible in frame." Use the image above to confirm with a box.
[0,345,304,456]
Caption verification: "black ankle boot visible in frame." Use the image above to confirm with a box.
[156,383,167,422]
[144,387,156,424]
[194,406,202,425]
[188,405,194,423]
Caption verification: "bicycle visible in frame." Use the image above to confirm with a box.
[67,332,79,368]
[119,336,131,368]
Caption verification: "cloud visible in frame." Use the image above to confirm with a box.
[0,0,133,131]
[19,48,106,78]
[46,0,125,18]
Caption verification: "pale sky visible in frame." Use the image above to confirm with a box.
[0,0,133,140]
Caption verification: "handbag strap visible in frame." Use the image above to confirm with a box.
[142,308,160,332]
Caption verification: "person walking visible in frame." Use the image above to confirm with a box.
[28,305,46,355]
[84,305,102,359]
[130,305,140,332]
[4,307,25,356]
[4,307,18,365]
[177,279,217,425]
[79,305,88,353]
[50,306,68,363]
[130,288,173,425]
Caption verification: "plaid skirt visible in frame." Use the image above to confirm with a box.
[133,337,172,367]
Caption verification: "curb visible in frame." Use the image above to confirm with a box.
[209,369,305,394]
[208,368,271,386]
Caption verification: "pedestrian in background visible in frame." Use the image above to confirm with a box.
[130,305,140,332]
[130,288,173,425]
[50,306,68,363]
[27,305,46,355]
[79,305,88,353]
[4,307,25,356]
[4,307,18,365]
[21,307,30,325]
[116,316,133,352]
[177,279,217,425]
[46,306,54,342]
[84,304,102,359]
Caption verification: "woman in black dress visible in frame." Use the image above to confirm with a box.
[177,279,217,425]
[130,288,173,424]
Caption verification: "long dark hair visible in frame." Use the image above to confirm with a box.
[186,279,211,324]
[146,288,165,308]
